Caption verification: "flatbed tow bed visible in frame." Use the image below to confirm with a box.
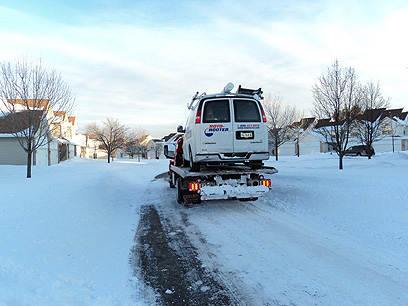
[169,164,278,204]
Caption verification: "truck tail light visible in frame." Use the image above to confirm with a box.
[195,110,201,124]
[262,179,271,188]
[189,182,200,191]
[261,109,267,123]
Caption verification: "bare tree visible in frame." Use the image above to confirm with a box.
[262,94,300,161]
[0,58,76,178]
[87,118,128,163]
[123,128,148,162]
[312,59,362,170]
[354,81,390,159]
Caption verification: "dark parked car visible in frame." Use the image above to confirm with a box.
[345,145,375,156]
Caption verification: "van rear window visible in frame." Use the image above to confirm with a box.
[203,100,230,123]
[233,99,261,122]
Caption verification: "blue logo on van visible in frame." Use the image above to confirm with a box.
[204,125,229,137]
[204,128,214,137]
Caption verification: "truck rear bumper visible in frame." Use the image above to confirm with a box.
[196,152,269,163]
[200,184,270,200]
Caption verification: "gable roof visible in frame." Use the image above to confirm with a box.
[68,116,76,125]
[0,110,43,134]
[161,132,183,143]
[8,99,50,109]
[314,118,335,129]
[292,117,316,130]
[54,111,67,119]
[140,135,154,146]
[380,108,403,121]
[162,133,177,142]
[357,108,386,123]
[313,108,407,129]
[395,111,408,121]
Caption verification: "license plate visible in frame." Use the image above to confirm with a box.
[241,132,253,138]
[236,131,254,140]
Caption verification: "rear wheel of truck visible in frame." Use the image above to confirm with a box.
[189,150,200,172]
[183,159,190,167]
[238,197,258,202]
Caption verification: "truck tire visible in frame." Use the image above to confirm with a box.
[189,151,200,172]
[191,162,200,172]
[239,197,258,202]
[176,177,184,204]
[183,158,190,168]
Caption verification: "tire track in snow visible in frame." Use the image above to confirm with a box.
[131,177,255,305]
[155,177,277,305]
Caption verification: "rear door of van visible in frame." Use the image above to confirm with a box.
[232,98,266,153]
[200,98,234,155]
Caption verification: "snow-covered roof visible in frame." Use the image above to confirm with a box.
[308,129,327,142]
[0,133,15,137]
[161,132,183,144]
[140,135,153,146]
[54,137,70,144]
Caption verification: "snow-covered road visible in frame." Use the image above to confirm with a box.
[146,152,408,305]
[175,200,407,305]
[144,172,408,305]
[1,152,408,305]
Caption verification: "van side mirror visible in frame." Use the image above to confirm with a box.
[177,125,185,133]
[164,145,169,157]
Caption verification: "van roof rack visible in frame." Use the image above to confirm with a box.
[188,84,264,109]
[236,85,263,100]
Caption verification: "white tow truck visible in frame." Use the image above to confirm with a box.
[167,83,278,204]
[169,160,278,204]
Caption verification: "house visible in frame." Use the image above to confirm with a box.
[363,108,407,152]
[0,98,85,165]
[50,111,85,161]
[0,111,41,165]
[277,117,332,156]
[276,108,408,157]
[79,133,107,159]
[0,109,62,165]
[343,108,408,153]
[135,135,164,159]
[157,132,184,159]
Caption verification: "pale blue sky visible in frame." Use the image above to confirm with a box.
[1,0,407,137]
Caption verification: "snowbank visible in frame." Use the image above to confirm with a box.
[265,152,408,254]
[0,158,168,306]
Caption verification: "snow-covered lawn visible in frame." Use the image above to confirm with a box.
[1,152,407,305]
[0,158,167,306]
